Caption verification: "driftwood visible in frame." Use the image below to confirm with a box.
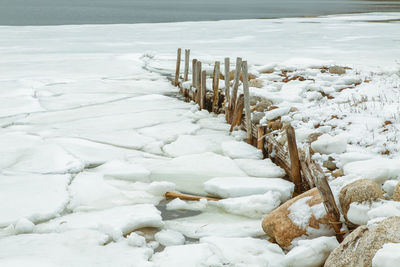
[229,94,244,132]
[174,48,181,86]
[165,191,220,201]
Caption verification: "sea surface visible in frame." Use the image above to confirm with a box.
[0,0,400,25]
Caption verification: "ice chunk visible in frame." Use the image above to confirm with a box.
[166,198,208,211]
[285,236,339,267]
[201,236,286,267]
[209,191,281,218]
[311,134,347,154]
[234,158,285,178]
[154,229,185,246]
[152,243,223,267]
[150,152,247,195]
[127,232,147,247]
[0,174,70,227]
[14,218,35,234]
[36,204,163,235]
[204,177,294,202]
[373,243,400,267]
[221,141,263,159]
[0,230,153,267]
[91,160,151,182]
[343,159,400,184]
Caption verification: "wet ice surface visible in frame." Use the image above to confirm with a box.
[0,13,399,266]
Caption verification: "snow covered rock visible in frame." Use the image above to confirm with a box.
[262,188,334,247]
[325,216,400,267]
[311,134,347,154]
[392,182,400,201]
[373,243,400,267]
[204,177,294,202]
[339,179,384,224]
[284,236,338,267]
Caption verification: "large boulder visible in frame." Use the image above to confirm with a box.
[339,179,384,223]
[324,216,400,267]
[262,188,334,247]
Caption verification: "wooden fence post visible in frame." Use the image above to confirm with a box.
[224,57,230,120]
[229,57,242,123]
[286,125,302,194]
[192,59,198,99]
[229,94,245,132]
[184,49,190,82]
[257,126,266,157]
[242,61,252,144]
[196,61,202,104]
[174,48,181,86]
[212,61,220,113]
[200,70,206,110]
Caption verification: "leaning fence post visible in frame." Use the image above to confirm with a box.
[200,70,207,110]
[184,49,190,82]
[224,57,230,119]
[313,164,344,243]
[257,126,266,157]
[192,59,198,100]
[242,61,252,144]
[286,125,302,194]
[229,94,245,132]
[229,57,242,123]
[174,48,181,86]
[212,61,220,113]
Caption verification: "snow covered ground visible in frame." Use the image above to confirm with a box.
[0,12,400,266]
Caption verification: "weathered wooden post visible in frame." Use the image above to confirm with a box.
[224,57,230,119]
[229,57,242,123]
[242,61,252,144]
[174,48,181,86]
[212,61,220,113]
[286,125,302,194]
[184,49,190,82]
[192,59,198,100]
[229,94,245,132]
[200,70,206,110]
[196,61,202,104]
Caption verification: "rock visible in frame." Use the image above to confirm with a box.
[332,169,344,178]
[392,182,400,201]
[249,79,264,88]
[323,160,337,171]
[324,216,400,267]
[262,188,333,247]
[339,179,384,222]
[251,112,265,124]
[249,96,262,106]
[267,105,279,112]
[289,107,299,113]
[311,134,347,154]
[254,102,270,112]
[328,66,346,75]
[267,120,283,131]
[306,133,323,144]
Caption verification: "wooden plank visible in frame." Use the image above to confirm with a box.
[229,57,242,123]
[184,49,190,82]
[241,61,252,143]
[212,61,220,113]
[286,125,303,194]
[229,94,244,132]
[266,134,292,176]
[311,162,344,243]
[174,48,181,86]
[224,57,230,120]
[200,70,206,110]
[165,192,220,201]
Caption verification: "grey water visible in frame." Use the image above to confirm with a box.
[0,0,400,25]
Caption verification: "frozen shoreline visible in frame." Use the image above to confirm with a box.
[0,12,400,266]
